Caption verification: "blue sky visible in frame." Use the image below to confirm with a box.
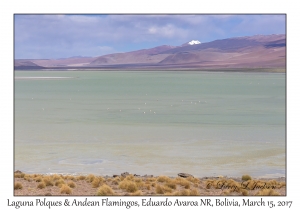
[14,14,286,59]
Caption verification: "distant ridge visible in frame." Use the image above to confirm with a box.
[14,60,46,70]
[15,34,286,71]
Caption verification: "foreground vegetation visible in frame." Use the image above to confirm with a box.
[14,172,286,196]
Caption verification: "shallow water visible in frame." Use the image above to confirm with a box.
[14,71,286,178]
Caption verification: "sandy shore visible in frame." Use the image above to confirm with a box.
[14,171,286,196]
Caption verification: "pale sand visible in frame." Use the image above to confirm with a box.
[15,77,74,80]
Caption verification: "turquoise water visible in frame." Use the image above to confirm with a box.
[14,71,286,178]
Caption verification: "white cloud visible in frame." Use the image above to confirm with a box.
[147,24,178,37]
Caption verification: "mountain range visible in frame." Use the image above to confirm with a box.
[15,34,286,71]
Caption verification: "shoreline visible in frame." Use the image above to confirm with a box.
[14,171,286,196]
[15,171,286,181]
[14,68,286,73]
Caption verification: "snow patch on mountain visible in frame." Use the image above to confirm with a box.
[188,40,201,45]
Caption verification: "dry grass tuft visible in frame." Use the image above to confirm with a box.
[255,189,280,196]
[205,179,214,189]
[55,179,65,187]
[34,176,43,182]
[67,181,76,188]
[175,177,190,189]
[60,184,72,194]
[86,174,96,183]
[43,177,54,187]
[37,182,46,189]
[155,184,173,194]
[173,189,191,196]
[266,180,279,189]
[189,188,200,195]
[241,189,249,196]
[222,190,231,195]
[77,175,86,181]
[134,178,145,189]
[251,180,269,190]
[242,175,252,181]
[51,174,61,181]
[146,177,157,182]
[187,176,200,184]
[119,180,138,193]
[14,182,23,190]
[155,184,164,194]
[91,178,102,188]
[14,173,25,178]
[65,175,76,181]
[98,176,105,182]
[279,182,286,188]
[23,175,32,182]
[180,189,191,196]
[134,177,142,183]
[157,176,171,183]
[124,174,135,181]
[165,179,177,190]
[131,190,142,196]
[96,184,114,196]
[112,177,120,185]
[242,180,255,190]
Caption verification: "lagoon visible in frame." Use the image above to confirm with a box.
[14,70,286,178]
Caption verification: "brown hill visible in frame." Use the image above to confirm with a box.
[14,34,286,70]
[90,45,176,65]
[14,60,46,70]
[156,34,285,68]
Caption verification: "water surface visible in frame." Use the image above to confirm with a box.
[14,71,286,178]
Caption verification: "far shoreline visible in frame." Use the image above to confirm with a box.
[14,68,286,73]
[14,170,286,181]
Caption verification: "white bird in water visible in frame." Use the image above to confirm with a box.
[120,110,121,112]
[145,103,146,105]
[144,112,146,114]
